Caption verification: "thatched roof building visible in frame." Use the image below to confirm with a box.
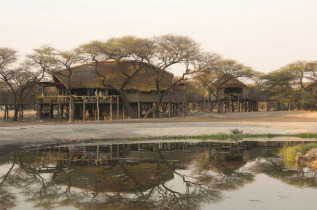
[208,75,247,90]
[53,60,173,92]
[53,163,174,193]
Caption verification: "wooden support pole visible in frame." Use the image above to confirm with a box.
[229,98,231,113]
[97,96,100,121]
[203,101,206,113]
[122,104,125,119]
[138,102,141,119]
[238,95,240,112]
[61,105,64,119]
[182,102,185,117]
[110,145,112,160]
[4,105,7,120]
[168,102,171,118]
[21,105,24,118]
[110,97,113,120]
[83,101,86,121]
[49,103,52,119]
[117,144,119,158]
[36,104,40,120]
[116,96,119,120]
[58,102,61,118]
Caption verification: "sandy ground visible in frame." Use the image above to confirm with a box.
[0,111,316,145]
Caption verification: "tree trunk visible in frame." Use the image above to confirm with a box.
[144,93,164,118]
[13,103,20,121]
[216,90,221,114]
[69,95,75,122]
[120,89,135,118]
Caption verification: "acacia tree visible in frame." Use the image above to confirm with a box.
[196,59,254,113]
[139,35,220,118]
[76,36,153,118]
[0,48,46,121]
[32,46,80,122]
[266,61,316,110]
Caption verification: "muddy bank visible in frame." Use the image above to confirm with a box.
[296,148,317,170]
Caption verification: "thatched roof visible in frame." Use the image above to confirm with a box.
[208,76,247,90]
[221,78,247,89]
[53,60,174,92]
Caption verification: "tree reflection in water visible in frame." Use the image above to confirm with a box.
[252,157,317,188]
[0,141,315,210]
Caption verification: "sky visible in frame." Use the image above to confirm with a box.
[1,0,317,74]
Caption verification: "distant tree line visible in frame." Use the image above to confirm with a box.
[0,35,316,121]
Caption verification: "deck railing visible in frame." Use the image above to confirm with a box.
[38,95,120,104]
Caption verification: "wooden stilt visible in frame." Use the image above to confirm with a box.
[36,104,40,120]
[83,101,86,121]
[138,102,141,119]
[21,105,24,118]
[6,105,9,119]
[58,102,61,118]
[117,144,119,158]
[116,96,119,120]
[168,102,171,118]
[238,95,240,112]
[110,97,113,120]
[4,104,7,120]
[267,101,270,112]
[97,96,100,121]
[110,145,112,160]
[61,105,64,119]
[229,98,231,113]
[122,104,125,119]
[49,103,52,119]
[182,102,185,117]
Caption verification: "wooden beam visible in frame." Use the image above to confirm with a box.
[49,103,52,119]
[4,105,7,120]
[110,97,113,120]
[117,96,119,120]
[138,102,141,119]
[21,105,24,118]
[36,104,40,120]
[97,96,100,121]
[182,102,185,117]
[122,104,125,119]
[83,101,86,121]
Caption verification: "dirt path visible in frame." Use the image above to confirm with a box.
[0,111,316,145]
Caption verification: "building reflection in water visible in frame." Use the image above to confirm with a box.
[0,140,315,210]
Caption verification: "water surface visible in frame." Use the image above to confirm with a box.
[0,140,316,210]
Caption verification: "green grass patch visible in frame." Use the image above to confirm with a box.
[280,143,317,163]
[126,137,143,141]
[294,133,317,138]
[181,133,279,140]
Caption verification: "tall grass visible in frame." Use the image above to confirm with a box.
[280,143,317,163]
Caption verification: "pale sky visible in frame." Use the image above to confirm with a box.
[1,0,317,74]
